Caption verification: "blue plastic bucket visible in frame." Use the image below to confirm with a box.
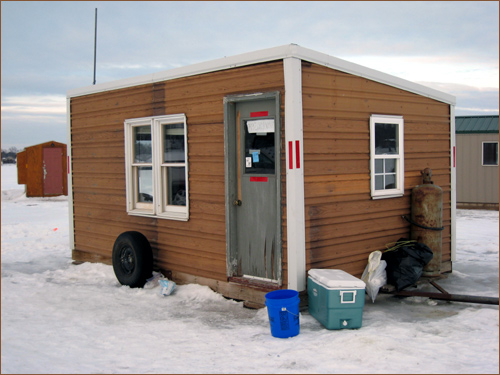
[265,289,300,338]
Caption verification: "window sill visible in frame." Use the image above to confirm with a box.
[371,193,404,200]
[127,210,189,221]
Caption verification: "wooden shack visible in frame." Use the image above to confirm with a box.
[17,141,67,197]
[67,44,457,305]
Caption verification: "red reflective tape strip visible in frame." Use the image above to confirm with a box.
[453,146,456,168]
[288,141,294,169]
[250,111,268,117]
[295,141,300,169]
[250,177,268,182]
[67,156,70,174]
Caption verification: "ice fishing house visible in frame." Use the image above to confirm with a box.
[67,44,457,306]
[17,141,68,198]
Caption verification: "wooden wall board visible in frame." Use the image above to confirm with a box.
[16,151,27,185]
[70,61,287,288]
[301,62,452,278]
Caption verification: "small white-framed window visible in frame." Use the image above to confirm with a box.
[154,116,189,219]
[482,142,498,166]
[370,115,404,199]
[124,114,189,221]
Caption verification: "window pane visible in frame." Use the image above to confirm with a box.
[134,126,152,163]
[385,159,396,173]
[375,175,384,190]
[244,120,275,174]
[163,123,185,163]
[166,167,186,206]
[375,159,384,173]
[375,123,398,155]
[137,166,153,203]
[483,143,499,165]
[385,174,396,189]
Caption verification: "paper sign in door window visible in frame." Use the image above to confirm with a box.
[252,151,259,163]
[246,157,252,168]
[247,119,274,134]
[249,149,260,164]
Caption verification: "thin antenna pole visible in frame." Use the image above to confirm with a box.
[93,8,98,85]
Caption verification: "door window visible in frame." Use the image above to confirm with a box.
[244,119,275,175]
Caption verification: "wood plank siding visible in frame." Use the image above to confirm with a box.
[70,61,286,286]
[16,151,27,185]
[301,62,452,277]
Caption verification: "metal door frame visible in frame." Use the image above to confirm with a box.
[223,91,282,284]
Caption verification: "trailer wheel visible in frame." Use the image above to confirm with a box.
[112,231,153,288]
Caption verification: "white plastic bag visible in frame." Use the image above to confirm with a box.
[144,272,163,289]
[158,279,176,296]
[361,250,387,303]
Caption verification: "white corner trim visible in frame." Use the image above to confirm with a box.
[66,98,75,251]
[450,105,457,262]
[284,56,306,291]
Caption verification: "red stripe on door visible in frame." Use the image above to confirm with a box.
[250,177,268,182]
[288,141,294,169]
[250,111,268,117]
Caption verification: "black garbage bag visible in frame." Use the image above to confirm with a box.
[381,238,434,291]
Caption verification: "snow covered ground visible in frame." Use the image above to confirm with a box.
[1,163,499,374]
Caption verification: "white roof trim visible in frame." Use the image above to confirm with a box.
[67,44,456,105]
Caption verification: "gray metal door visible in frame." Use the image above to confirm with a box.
[224,93,281,283]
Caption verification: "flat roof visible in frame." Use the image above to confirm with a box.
[67,44,456,105]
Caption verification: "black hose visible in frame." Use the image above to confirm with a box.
[402,215,444,231]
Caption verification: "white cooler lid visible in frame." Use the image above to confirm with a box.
[308,269,366,289]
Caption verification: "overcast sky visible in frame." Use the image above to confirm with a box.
[1,1,499,149]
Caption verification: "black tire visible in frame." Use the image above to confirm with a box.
[112,231,153,288]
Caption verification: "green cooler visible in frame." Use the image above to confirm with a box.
[307,269,366,329]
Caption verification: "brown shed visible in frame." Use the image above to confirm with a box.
[17,141,68,197]
[67,45,457,305]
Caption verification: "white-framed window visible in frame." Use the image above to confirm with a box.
[124,114,189,221]
[370,115,404,199]
[482,142,499,166]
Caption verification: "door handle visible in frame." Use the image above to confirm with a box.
[233,199,242,206]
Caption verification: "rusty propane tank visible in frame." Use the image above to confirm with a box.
[410,168,444,276]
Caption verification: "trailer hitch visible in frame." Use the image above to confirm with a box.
[392,280,499,305]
